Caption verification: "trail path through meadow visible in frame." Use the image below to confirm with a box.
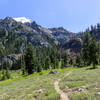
[54,72,71,100]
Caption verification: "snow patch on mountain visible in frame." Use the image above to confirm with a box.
[13,17,31,23]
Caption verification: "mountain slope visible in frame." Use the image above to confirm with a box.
[0,17,75,47]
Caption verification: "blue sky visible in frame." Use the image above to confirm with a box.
[0,0,100,32]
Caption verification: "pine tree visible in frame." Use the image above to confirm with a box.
[63,52,68,66]
[69,58,73,65]
[24,43,36,74]
[88,36,98,69]
[1,61,11,80]
[53,57,59,69]
[76,54,82,67]
[21,54,26,75]
[36,61,42,72]
[82,31,91,65]
[45,56,50,70]
[0,48,5,70]
[97,41,100,63]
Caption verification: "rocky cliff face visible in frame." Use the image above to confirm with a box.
[62,38,82,53]
[0,17,85,63]
[0,54,22,65]
[0,17,75,47]
[49,27,75,44]
[1,17,100,63]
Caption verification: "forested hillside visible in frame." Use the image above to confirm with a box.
[0,16,100,100]
[0,16,100,79]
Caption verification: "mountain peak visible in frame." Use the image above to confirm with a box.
[0,16,75,46]
[4,16,14,22]
[5,16,12,20]
[13,17,31,23]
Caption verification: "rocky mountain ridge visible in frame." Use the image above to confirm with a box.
[0,17,83,63]
[0,17,75,47]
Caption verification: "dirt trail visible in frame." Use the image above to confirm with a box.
[54,72,71,100]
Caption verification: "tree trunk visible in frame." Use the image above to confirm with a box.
[92,63,96,69]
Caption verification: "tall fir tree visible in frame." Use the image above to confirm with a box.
[82,31,91,65]
[76,54,82,67]
[88,35,98,69]
[24,43,36,74]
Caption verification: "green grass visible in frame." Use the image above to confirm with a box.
[59,65,100,100]
[1,66,100,100]
[69,92,96,100]
[0,68,73,100]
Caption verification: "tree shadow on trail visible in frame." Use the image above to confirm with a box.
[86,67,98,70]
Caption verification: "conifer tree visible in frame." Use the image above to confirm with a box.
[88,36,98,69]
[21,54,26,75]
[76,54,82,67]
[45,56,50,70]
[24,43,36,74]
[97,41,100,63]
[69,58,73,65]
[82,31,91,65]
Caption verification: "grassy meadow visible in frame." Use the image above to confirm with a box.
[0,66,100,100]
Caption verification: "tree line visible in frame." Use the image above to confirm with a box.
[0,27,100,79]
[20,44,73,75]
[76,30,99,68]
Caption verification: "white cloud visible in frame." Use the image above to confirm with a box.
[13,17,31,23]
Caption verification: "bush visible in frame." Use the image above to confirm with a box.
[0,70,11,81]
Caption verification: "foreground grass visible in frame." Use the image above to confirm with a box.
[59,65,100,100]
[0,68,73,100]
[1,66,100,100]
